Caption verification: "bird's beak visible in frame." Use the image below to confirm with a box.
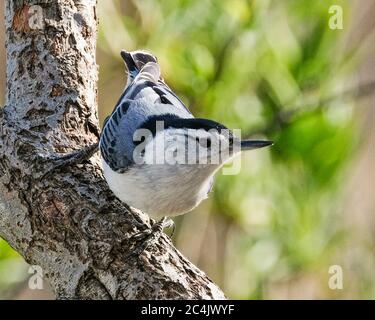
[240,140,273,151]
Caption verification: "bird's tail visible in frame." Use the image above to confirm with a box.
[121,50,159,85]
[138,63,161,84]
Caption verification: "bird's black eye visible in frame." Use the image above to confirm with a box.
[160,96,170,104]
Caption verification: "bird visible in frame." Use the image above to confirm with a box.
[99,50,272,235]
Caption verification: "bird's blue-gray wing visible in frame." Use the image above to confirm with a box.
[100,62,193,172]
[100,98,135,173]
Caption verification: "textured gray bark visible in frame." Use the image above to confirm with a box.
[0,0,225,299]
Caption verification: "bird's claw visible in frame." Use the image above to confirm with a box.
[157,217,175,238]
[125,217,175,260]
[40,142,99,179]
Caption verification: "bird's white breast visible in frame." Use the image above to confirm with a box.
[102,160,215,218]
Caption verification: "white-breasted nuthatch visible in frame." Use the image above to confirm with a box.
[99,50,272,223]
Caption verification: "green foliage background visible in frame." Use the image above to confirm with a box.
[1,0,374,299]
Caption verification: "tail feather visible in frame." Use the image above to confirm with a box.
[121,51,138,80]
[135,62,160,84]
[121,50,158,84]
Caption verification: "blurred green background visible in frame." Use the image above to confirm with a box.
[1,0,375,299]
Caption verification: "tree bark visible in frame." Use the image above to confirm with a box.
[0,0,225,300]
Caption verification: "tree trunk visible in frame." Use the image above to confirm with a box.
[0,0,225,300]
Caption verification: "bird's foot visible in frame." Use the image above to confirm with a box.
[153,216,175,238]
[126,217,175,259]
[40,142,99,179]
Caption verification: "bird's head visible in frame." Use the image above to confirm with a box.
[133,115,272,168]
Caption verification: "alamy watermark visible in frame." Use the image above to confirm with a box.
[28,265,44,290]
[328,265,343,290]
[329,5,344,30]
[121,123,246,175]
[28,5,44,30]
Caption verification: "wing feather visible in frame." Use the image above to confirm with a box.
[100,58,193,172]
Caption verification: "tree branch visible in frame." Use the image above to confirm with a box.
[0,0,225,300]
